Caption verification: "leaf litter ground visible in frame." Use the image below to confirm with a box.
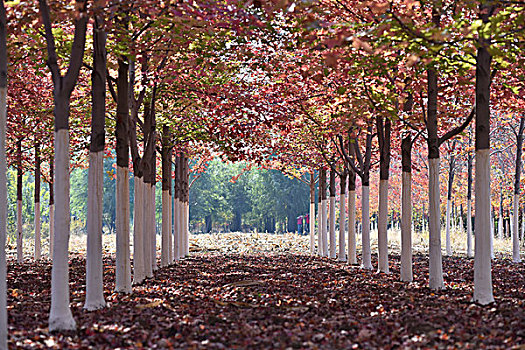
[7,232,525,349]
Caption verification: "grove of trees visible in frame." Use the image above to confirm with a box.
[0,0,523,346]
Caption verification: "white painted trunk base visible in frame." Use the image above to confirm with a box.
[16,200,22,263]
[0,86,9,347]
[467,201,473,258]
[151,185,157,271]
[115,166,131,293]
[49,129,76,331]
[49,204,54,259]
[512,194,521,263]
[347,190,357,264]
[521,214,525,242]
[143,184,153,278]
[161,190,169,267]
[338,193,346,262]
[178,199,184,258]
[317,202,322,256]
[321,199,328,257]
[473,149,494,304]
[34,202,41,260]
[377,179,389,273]
[445,199,452,256]
[497,209,503,240]
[133,177,145,284]
[168,194,173,264]
[173,198,180,261]
[361,186,372,269]
[329,196,336,259]
[85,152,106,310]
[428,158,444,290]
[400,172,412,282]
[309,202,315,255]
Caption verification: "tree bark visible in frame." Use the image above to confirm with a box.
[49,158,54,258]
[85,12,108,310]
[347,159,357,264]
[320,168,328,257]
[445,154,455,256]
[317,169,323,256]
[161,125,170,267]
[183,155,190,256]
[329,167,336,258]
[132,176,145,284]
[16,139,23,263]
[427,66,444,290]
[173,156,180,261]
[309,173,315,255]
[40,0,88,330]
[401,135,413,282]
[34,142,41,260]
[338,170,347,261]
[467,144,474,257]
[115,58,131,293]
[377,116,391,273]
[512,118,524,262]
[143,89,157,271]
[473,1,495,305]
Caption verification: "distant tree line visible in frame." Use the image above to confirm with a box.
[189,160,310,233]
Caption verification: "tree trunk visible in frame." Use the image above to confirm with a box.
[115,58,131,293]
[85,13,108,309]
[329,167,336,258]
[177,155,184,258]
[521,210,525,242]
[498,205,503,240]
[40,0,89,329]
[309,173,315,255]
[338,170,347,261]
[0,2,8,343]
[467,149,474,257]
[401,135,413,282]
[49,160,54,258]
[150,183,157,269]
[320,168,328,257]
[377,116,391,273]
[34,142,41,260]
[173,156,180,261]
[427,72,444,289]
[184,155,190,256]
[317,173,323,256]
[473,2,495,305]
[205,215,212,233]
[133,176,145,284]
[16,139,23,263]
[512,118,524,262]
[425,5,445,290]
[445,199,452,255]
[347,164,357,265]
[161,125,170,267]
[142,89,157,274]
[362,184,372,269]
[445,157,455,256]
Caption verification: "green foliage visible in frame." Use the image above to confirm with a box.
[189,160,309,233]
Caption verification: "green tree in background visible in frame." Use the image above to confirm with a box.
[190,160,309,233]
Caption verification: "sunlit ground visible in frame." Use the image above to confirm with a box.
[7,225,523,261]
